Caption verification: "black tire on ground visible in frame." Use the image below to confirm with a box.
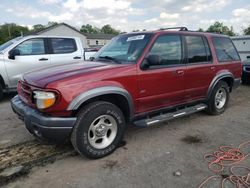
[71,101,126,159]
[241,77,247,84]
[206,80,230,115]
[0,84,4,101]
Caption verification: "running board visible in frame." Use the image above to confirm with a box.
[133,103,207,127]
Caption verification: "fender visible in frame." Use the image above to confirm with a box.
[67,86,135,119]
[206,71,234,99]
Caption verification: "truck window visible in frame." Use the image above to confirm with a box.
[212,37,240,62]
[14,38,45,55]
[51,38,77,54]
[185,36,209,63]
[148,35,182,66]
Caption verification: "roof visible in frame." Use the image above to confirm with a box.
[83,33,116,40]
[36,23,84,36]
[231,35,250,40]
[36,23,116,40]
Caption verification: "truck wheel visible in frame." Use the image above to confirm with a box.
[71,101,126,159]
[206,81,229,115]
[0,84,3,101]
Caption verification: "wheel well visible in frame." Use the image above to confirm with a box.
[73,94,131,122]
[0,75,5,89]
[220,77,234,92]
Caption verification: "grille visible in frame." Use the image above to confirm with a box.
[19,81,33,103]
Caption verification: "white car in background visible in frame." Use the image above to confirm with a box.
[0,35,85,100]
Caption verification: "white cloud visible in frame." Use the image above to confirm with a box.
[83,0,131,10]
[40,0,62,4]
[182,0,231,12]
[49,12,74,22]
[160,12,179,19]
[63,0,82,12]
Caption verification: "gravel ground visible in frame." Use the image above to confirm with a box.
[0,85,250,188]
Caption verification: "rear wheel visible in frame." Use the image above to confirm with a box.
[71,101,126,159]
[206,81,229,115]
[0,84,4,101]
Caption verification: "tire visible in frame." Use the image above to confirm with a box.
[0,84,3,101]
[71,101,126,159]
[206,81,230,115]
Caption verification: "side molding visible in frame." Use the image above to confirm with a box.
[67,86,134,118]
[206,71,234,99]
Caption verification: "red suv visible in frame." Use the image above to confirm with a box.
[11,27,242,158]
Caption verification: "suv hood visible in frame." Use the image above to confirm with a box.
[23,61,127,88]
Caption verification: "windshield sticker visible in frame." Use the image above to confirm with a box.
[127,35,145,42]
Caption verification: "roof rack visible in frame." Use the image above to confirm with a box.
[159,27,188,31]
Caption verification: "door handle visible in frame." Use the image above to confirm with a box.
[210,66,216,71]
[73,56,81,59]
[39,58,48,61]
[176,70,184,75]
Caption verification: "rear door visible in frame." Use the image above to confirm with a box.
[183,35,215,101]
[4,38,51,88]
[138,34,187,113]
[49,38,83,65]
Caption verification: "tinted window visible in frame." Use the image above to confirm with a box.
[51,38,76,54]
[15,38,45,55]
[212,37,240,62]
[185,36,208,63]
[148,35,182,66]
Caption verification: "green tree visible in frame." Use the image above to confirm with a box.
[197,28,204,32]
[0,23,29,44]
[206,22,235,36]
[80,24,99,33]
[47,21,58,27]
[243,26,250,35]
[32,24,45,33]
[101,24,120,35]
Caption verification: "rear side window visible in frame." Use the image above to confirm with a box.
[51,38,77,54]
[212,37,240,62]
[185,36,210,63]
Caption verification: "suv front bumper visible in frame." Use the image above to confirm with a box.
[11,95,76,141]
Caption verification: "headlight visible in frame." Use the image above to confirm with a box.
[33,91,56,109]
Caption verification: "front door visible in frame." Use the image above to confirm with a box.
[137,34,186,113]
[4,38,51,88]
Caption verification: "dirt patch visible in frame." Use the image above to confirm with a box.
[0,141,76,186]
[181,135,203,144]
[103,160,118,169]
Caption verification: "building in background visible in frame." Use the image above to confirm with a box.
[37,23,116,49]
[231,36,250,61]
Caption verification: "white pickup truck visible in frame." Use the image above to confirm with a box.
[0,35,88,100]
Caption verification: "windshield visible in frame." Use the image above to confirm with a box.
[0,37,23,51]
[94,33,153,64]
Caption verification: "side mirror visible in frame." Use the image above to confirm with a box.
[147,55,162,66]
[9,49,20,60]
[141,55,162,70]
[89,56,95,61]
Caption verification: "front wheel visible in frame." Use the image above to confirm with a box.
[206,81,229,115]
[71,101,126,159]
[0,84,3,101]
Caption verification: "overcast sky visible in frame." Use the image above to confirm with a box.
[1,0,249,34]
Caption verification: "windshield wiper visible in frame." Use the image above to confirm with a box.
[98,56,122,64]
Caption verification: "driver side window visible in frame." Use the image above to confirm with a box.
[148,35,182,67]
[14,38,45,55]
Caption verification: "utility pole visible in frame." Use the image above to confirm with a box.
[8,25,11,38]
